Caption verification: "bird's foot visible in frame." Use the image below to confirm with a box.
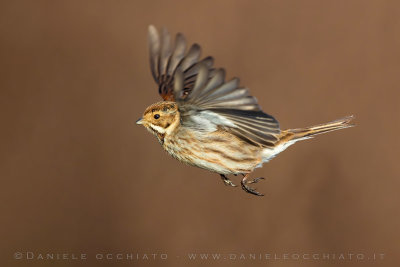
[247,177,265,184]
[220,174,237,187]
[240,174,265,196]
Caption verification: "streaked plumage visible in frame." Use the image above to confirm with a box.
[137,25,354,196]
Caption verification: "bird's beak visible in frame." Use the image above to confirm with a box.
[136,118,143,125]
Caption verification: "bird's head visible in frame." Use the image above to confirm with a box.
[136,101,180,139]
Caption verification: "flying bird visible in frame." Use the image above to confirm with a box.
[136,25,354,196]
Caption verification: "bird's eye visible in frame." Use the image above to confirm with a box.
[154,114,160,119]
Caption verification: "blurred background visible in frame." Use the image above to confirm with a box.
[1,0,399,266]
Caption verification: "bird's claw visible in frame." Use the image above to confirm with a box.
[224,179,237,187]
[220,174,237,187]
[241,176,265,196]
[247,177,265,184]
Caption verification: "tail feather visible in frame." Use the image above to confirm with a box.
[279,115,355,143]
[261,116,354,163]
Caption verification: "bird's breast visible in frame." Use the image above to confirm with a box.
[162,128,263,175]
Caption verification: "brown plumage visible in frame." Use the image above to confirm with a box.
[136,25,354,196]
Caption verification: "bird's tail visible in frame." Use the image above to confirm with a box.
[278,115,355,144]
[261,115,354,163]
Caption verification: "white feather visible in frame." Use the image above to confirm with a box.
[189,110,237,131]
[149,124,166,134]
[261,137,310,163]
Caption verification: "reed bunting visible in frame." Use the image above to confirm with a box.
[136,25,354,196]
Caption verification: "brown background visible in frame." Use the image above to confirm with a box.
[1,0,399,266]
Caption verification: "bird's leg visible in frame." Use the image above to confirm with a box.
[220,174,237,187]
[240,174,265,196]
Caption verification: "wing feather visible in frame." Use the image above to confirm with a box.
[180,44,201,71]
[166,33,186,77]
[148,25,160,82]
[158,27,172,79]
[148,25,215,100]
[148,26,280,147]
[173,63,280,147]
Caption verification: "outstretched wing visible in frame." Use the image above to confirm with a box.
[148,25,280,147]
[148,25,215,101]
[173,63,281,148]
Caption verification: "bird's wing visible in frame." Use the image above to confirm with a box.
[148,25,215,101]
[173,63,281,148]
[148,25,280,147]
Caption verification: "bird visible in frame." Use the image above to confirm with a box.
[136,25,354,196]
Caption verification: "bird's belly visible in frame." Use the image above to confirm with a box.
[163,132,262,175]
